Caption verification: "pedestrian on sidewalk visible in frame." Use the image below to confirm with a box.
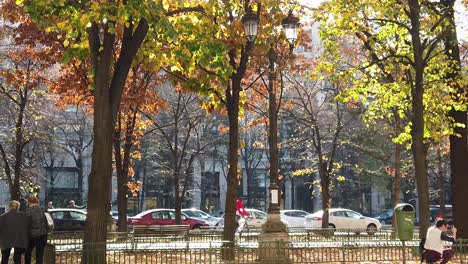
[0,200,31,264]
[25,196,49,264]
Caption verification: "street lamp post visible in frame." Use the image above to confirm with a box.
[242,10,299,263]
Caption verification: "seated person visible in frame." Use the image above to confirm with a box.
[424,219,457,264]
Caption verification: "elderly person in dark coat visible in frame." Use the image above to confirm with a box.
[0,200,31,264]
[25,196,49,264]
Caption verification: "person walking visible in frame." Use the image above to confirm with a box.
[25,196,49,264]
[0,200,31,264]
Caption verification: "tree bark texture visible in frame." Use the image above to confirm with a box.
[82,19,148,263]
[441,0,468,239]
[222,79,240,255]
[408,0,430,238]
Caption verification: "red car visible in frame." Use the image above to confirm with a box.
[127,209,209,229]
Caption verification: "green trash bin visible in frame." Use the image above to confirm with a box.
[394,203,415,241]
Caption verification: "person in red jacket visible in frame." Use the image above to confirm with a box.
[236,199,249,218]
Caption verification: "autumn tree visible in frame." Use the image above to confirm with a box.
[163,1,303,247]
[316,0,464,236]
[439,0,468,239]
[112,66,164,232]
[0,27,56,200]
[20,1,217,259]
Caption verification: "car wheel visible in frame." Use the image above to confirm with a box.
[367,224,377,235]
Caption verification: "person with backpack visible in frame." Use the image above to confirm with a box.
[24,196,49,264]
[0,200,31,264]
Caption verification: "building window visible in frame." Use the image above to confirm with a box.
[47,168,79,189]
[253,172,266,188]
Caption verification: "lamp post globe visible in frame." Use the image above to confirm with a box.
[282,11,300,51]
[241,7,259,44]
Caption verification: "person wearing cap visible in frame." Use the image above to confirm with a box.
[424,219,457,264]
[0,200,31,264]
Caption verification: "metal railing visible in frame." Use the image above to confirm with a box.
[47,239,468,264]
[48,227,419,246]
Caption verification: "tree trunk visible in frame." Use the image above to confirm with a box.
[437,146,446,219]
[320,162,331,228]
[83,71,114,263]
[114,128,129,232]
[408,0,430,238]
[76,154,84,204]
[391,142,402,238]
[222,79,240,260]
[291,176,295,209]
[82,19,148,263]
[174,169,182,224]
[11,99,27,201]
[441,0,468,239]
[82,24,116,264]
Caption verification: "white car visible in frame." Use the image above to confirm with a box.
[215,208,287,231]
[239,208,289,230]
[304,208,382,235]
[242,208,268,228]
[280,210,309,228]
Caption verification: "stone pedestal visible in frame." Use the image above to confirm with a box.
[257,213,290,264]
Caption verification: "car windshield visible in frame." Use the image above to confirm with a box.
[381,210,392,216]
[183,210,209,219]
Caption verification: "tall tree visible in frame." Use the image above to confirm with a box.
[316,0,463,236]
[113,67,163,232]
[0,46,51,200]
[440,0,468,239]
[21,1,211,259]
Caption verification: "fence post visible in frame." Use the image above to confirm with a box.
[44,243,55,264]
[402,240,406,264]
[342,239,346,264]
[131,230,136,251]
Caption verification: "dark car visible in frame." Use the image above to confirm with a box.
[48,208,87,231]
[375,209,393,225]
[127,209,209,229]
[429,205,453,222]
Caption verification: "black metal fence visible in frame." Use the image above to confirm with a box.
[48,240,468,264]
[48,228,418,246]
[43,228,468,264]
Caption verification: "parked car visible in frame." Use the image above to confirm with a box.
[48,208,87,231]
[215,208,287,231]
[280,210,309,228]
[48,208,117,231]
[375,209,393,225]
[242,208,268,228]
[127,209,209,229]
[304,208,382,235]
[181,208,221,227]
